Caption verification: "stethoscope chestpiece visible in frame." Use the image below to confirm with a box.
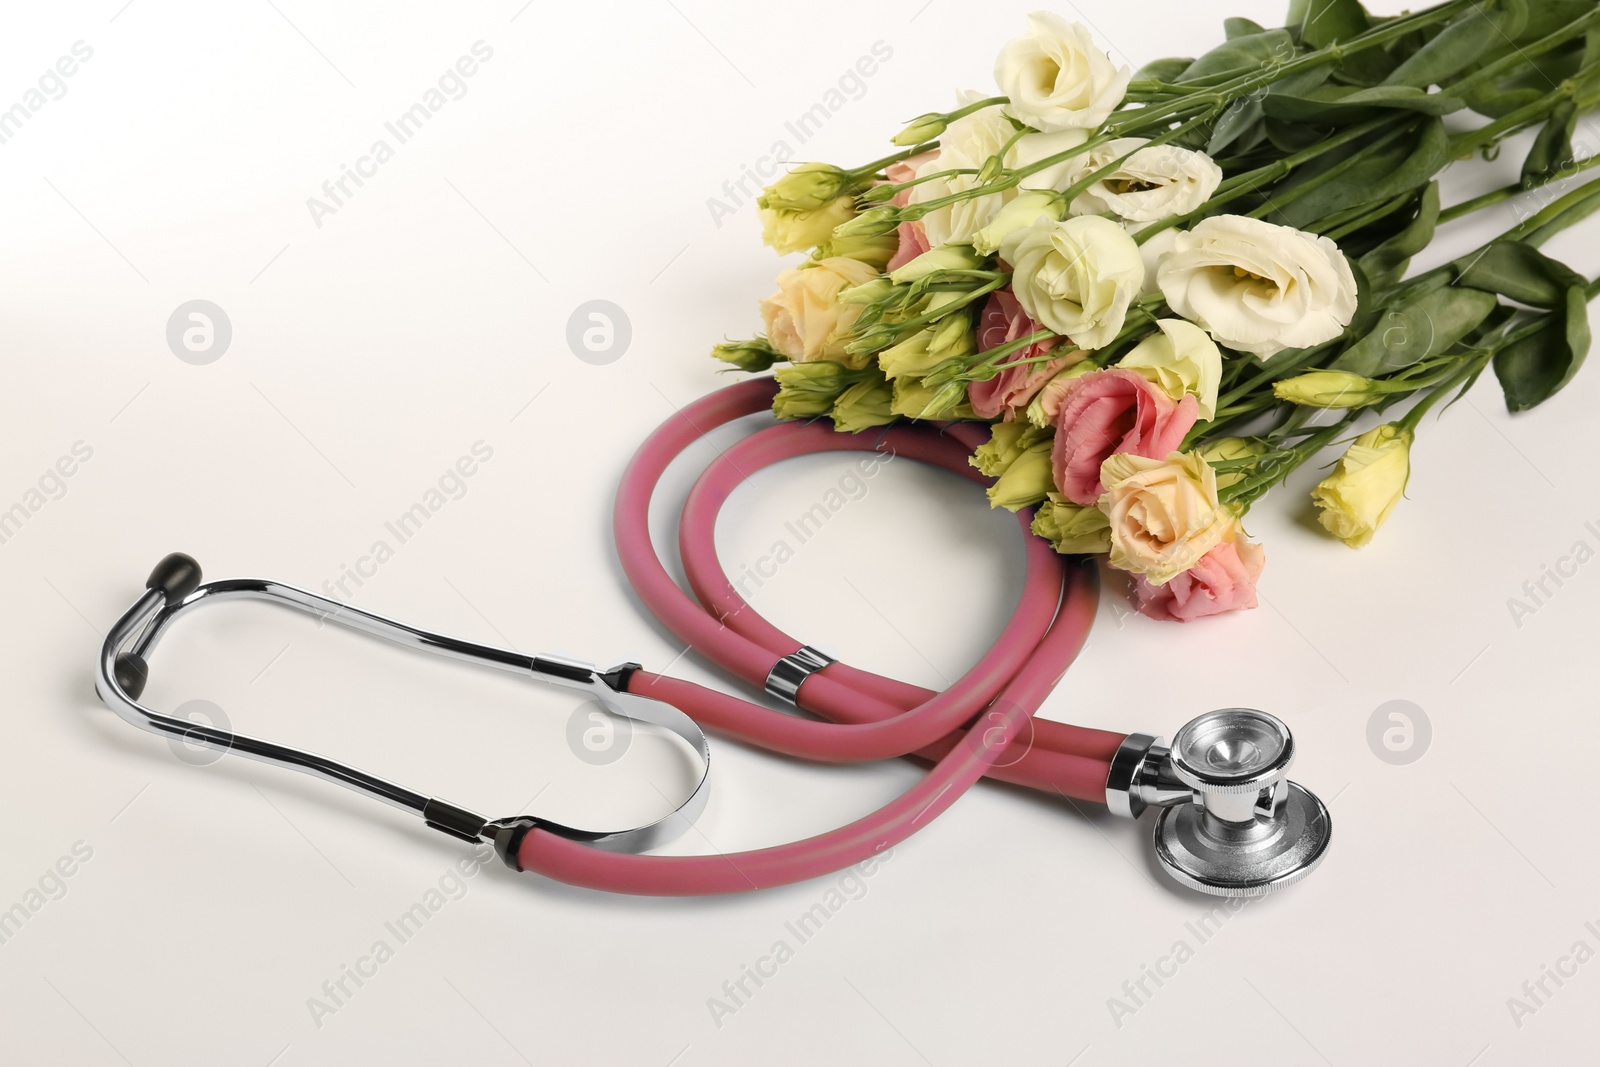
[1106,709,1332,898]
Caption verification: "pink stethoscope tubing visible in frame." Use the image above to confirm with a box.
[511,378,1124,894]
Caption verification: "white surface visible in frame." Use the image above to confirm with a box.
[3,2,1599,1064]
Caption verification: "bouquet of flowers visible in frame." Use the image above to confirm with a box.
[712,0,1600,621]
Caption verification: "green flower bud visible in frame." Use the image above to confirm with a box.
[759,163,854,213]
[892,113,947,146]
[973,190,1066,256]
[1197,436,1267,490]
[814,230,899,270]
[891,377,974,421]
[711,338,785,373]
[773,361,865,420]
[1272,370,1387,409]
[888,244,985,285]
[976,154,1006,184]
[971,420,1050,476]
[1031,494,1112,555]
[839,277,896,306]
[831,376,896,433]
[987,441,1053,511]
[832,206,902,240]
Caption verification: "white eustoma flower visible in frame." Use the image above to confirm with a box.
[1002,215,1145,350]
[911,98,1096,247]
[910,94,1016,247]
[1156,215,1358,359]
[1070,138,1224,223]
[994,12,1130,133]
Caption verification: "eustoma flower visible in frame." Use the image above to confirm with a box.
[967,291,1077,420]
[1003,215,1145,350]
[760,257,880,367]
[1070,139,1224,223]
[1099,451,1234,586]
[1116,318,1223,421]
[1157,215,1358,359]
[1311,424,1413,548]
[911,97,1091,246]
[716,4,1600,622]
[1050,368,1198,506]
[1130,539,1265,622]
[994,11,1130,132]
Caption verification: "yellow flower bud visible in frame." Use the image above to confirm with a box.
[1197,436,1266,490]
[1273,370,1386,409]
[1031,494,1112,554]
[760,163,853,212]
[759,195,857,255]
[1311,423,1412,548]
[891,377,974,421]
[987,441,1053,511]
[892,113,947,146]
[831,376,895,433]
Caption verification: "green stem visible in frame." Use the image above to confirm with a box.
[1439,151,1600,224]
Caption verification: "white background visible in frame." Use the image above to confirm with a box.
[3,1,1598,1064]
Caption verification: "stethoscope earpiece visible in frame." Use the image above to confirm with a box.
[1105,709,1332,897]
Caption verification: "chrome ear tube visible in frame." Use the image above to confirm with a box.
[1105,709,1332,897]
[95,553,711,856]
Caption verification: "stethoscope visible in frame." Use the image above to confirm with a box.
[95,378,1332,897]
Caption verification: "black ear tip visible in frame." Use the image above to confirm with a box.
[114,653,148,700]
[147,553,202,602]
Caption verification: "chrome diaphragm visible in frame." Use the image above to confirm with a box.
[1105,709,1332,897]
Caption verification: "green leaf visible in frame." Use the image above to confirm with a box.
[1207,96,1266,155]
[1134,57,1193,82]
[1357,181,1441,289]
[1456,240,1587,309]
[1265,117,1333,153]
[1515,1,1596,44]
[1262,84,1466,123]
[1493,287,1592,410]
[1521,100,1580,187]
[1287,0,1371,48]
[1333,286,1500,375]
[1226,17,1268,39]
[1271,117,1450,228]
[1460,38,1585,118]
[1178,28,1297,82]
[1383,7,1505,88]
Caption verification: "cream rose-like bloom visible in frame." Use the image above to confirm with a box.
[1116,318,1224,420]
[994,12,1130,133]
[1070,138,1224,223]
[760,256,880,368]
[1311,423,1412,548]
[1099,450,1234,586]
[1002,215,1145,350]
[1157,215,1358,359]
